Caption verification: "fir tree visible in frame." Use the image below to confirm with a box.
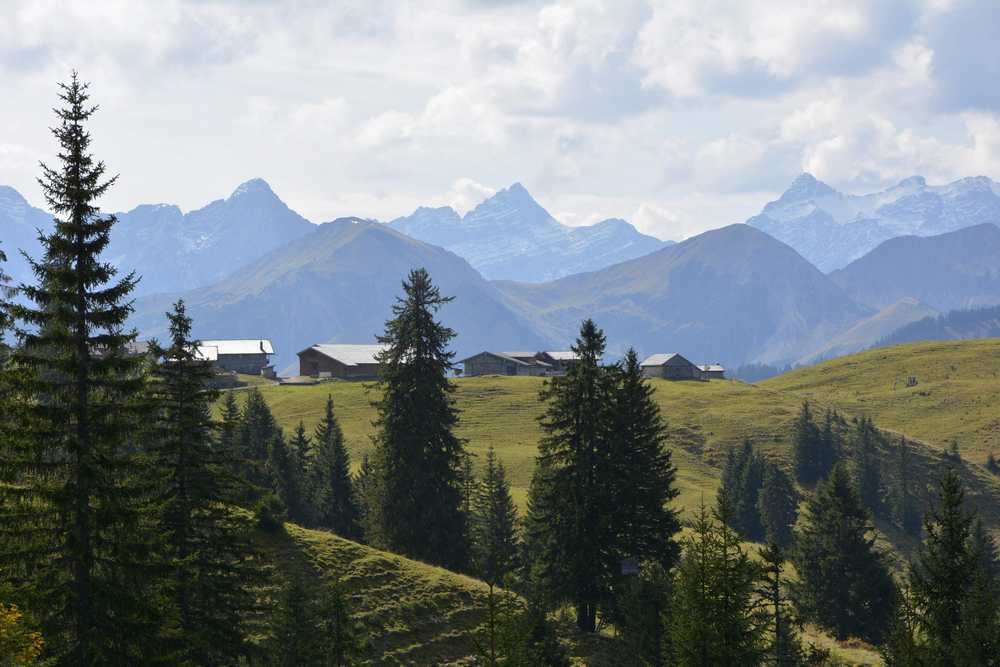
[669,499,766,667]
[608,349,681,567]
[792,464,896,643]
[525,319,616,632]
[612,563,672,667]
[969,517,1000,583]
[271,575,365,666]
[759,542,804,667]
[291,421,312,469]
[471,447,520,585]
[311,395,362,539]
[0,240,13,348]
[1,73,157,662]
[881,588,923,667]
[757,463,798,548]
[147,300,261,664]
[267,431,309,525]
[369,268,467,569]
[850,417,884,516]
[218,391,240,456]
[238,388,280,502]
[953,554,1000,666]
[354,453,376,541]
[791,401,822,484]
[908,469,982,664]
[888,437,922,538]
[718,439,765,541]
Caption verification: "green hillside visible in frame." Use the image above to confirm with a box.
[763,338,1000,465]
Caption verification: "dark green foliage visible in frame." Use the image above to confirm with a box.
[792,464,896,643]
[311,396,362,539]
[354,454,376,539]
[757,464,798,548]
[986,452,999,476]
[970,518,1000,582]
[907,469,1000,665]
[849,417,884,516]
[0,240,12,346]
[486,591,570,667]
[256,493,287,532]
[471,447,520,585]
[369,268,467,569]
[759,542,805,667]
[881,588,923,667]
[718,439,765,541]
[219,391,240,456]
[527,330,680,632]
[291,422,312,470]
[238,388,281,502]
[887,438,922,538]
[147,300,261,664]
[942,440,961,462]
[792,401,843,485]
[270,575,365,667]
[611,563,672,667]
[669,499,766,667]
[267,432,309,525]
[0,73,158,663]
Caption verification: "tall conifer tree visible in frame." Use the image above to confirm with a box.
[1,73,156,662]
[759,542,804,667]
[238,388,280,502]
[370,268,467,568]
[851,417,884,516]
[757,463,798,548]
[311,395,362,539]
[526,319,616,632]
[471,447,520,585]
[147,300,261,664]
[791,401,821,484]
[888,437,921,537]
[792,464,896,643]
[608,349,681,567]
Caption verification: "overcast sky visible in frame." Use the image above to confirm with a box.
[2,0,999,240]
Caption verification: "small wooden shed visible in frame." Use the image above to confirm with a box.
[639,353,701,380]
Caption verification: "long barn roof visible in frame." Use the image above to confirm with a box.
[200,339,274,355]
[302,343,387,366]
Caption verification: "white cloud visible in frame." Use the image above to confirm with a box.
[446,178,496,215]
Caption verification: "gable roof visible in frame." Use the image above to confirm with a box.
[698,364,725,372]
[640,352,694,367]
[302,343,386,366]
[459,350,543,366]
[544,350,580,361]
[200,339,274,356]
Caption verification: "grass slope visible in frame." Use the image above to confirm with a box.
[763,338,1000,465]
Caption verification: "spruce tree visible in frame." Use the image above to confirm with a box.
[881,588,923,667]
[757,463,798,548]
[669,499,766,667]
[238,388,280,502]
[355,453,376,540]
[718,439,764,541]
[0,240,12,348]
[1,73,157,662]
[792,463,896,643]
[370,268,467,568]
[608,349,681,567]
[271,575,365,666]
[291,421,312,469]
[267,431,309,525]
[218,391,240,456]
[525,319,616,632]
[759,542,804,667]
[311,395,362,540]
[850,417,883,516]
[471,447,520,585]
[908,469,982,664]
[147,300,261,664]
[791,401,822,484]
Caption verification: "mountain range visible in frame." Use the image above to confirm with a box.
[129,218,548,374]
[389,183,668,282]
[748,173,1000,271]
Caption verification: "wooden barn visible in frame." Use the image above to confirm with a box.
[199,339,274,375]
[459,351,554,377]
[698,364,726,380]
[297,344,386,379]
[639,353,701,380]
[536,350,580,372]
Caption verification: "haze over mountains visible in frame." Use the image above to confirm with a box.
[748,173,1000,271]
[129,218,548,374]
[4,173,1000,373]
[389,183,668,282]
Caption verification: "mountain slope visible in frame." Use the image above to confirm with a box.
[113,179,315,296]
[0,185,54,288]
[748,173,1000,271]
[798,298,939,364]
[879,305,1000,347]
[829,223,1000,311]
[389,183,667,282]
[130,218,550,373]
[495,224,870,367]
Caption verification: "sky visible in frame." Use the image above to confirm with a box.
[2,0,1000,241]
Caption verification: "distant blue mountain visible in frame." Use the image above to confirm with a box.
[748,173,1000,272]
[389,183,669,282]
[0,179,316,297]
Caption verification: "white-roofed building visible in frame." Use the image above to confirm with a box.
[199,339,274,375]
[297,343,387,379]
[697,363,726,380]
[639,352,701,380]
